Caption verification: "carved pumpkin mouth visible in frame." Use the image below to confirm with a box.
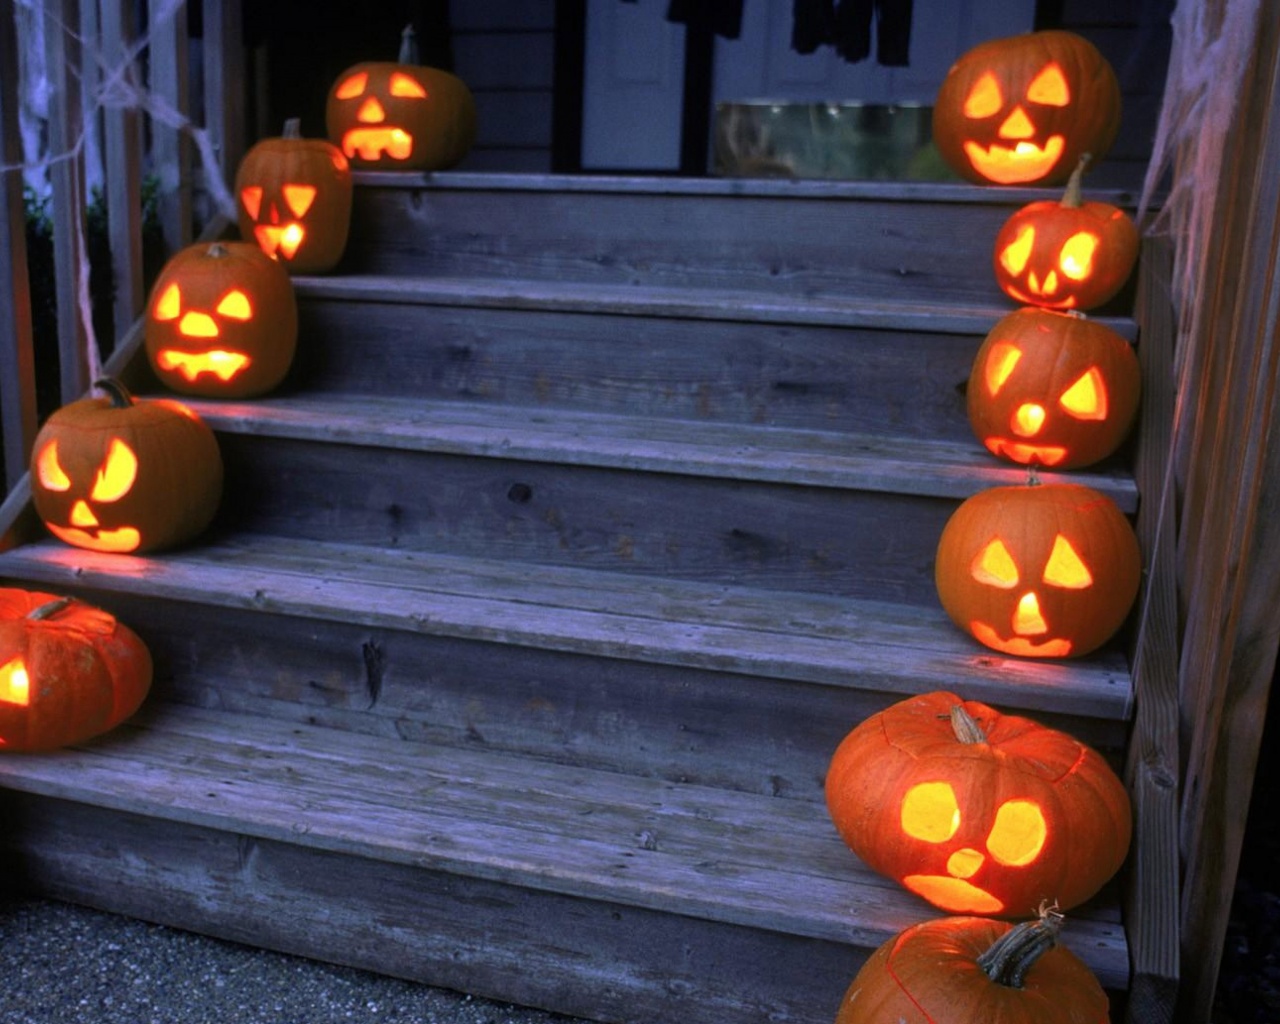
[155,349,253,384]
[962,136,1066,184]
[43,523,142,554]
[970,620,1073,658]
[253,223,307,261]
[902,874,1004,914]
[341,127,414,162]
[1002,277,1077,307]
[981,438,1070,466]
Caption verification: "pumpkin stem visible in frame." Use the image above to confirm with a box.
[1026,465,1042,487]
[950,704,988,744]
[1062,153,1091,209]
[93,378,134,409]
[27,596,74,621]
[399,23,419,65]
[977,903,1065,988]
[205,242,230,259]
[282,117,302,139]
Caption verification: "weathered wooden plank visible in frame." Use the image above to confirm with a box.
[0,536,1134,722]
[148,0,193,253]
[176,394,1139,511]
[0,704,1130,991]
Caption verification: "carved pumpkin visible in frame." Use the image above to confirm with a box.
[967,308,1140,470]
[0,589,152,752]
[144,241,298,398]
[325,24,476,171]
[835,909,1110,1024]
[825,691,1132,916]
[235,118,353,274]
[993,157,1139,310]
[933,31,1121,186]
[935,482,1140,658]
[30,379,223,554]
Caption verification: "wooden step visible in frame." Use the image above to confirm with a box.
[0,701,1131,1024]
[285,274,1137,440]
[336,173,1140,313]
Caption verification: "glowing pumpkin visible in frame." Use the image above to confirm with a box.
[235,118,353,274]
[325,24,476,171]
[30,379,223,554]
[934,482,1140,659]
[993,157,1139,310]
[835,908,1110,1024]
[0,588,152,752]
[825,691,1132,916]
[144,241,298,398]
[933,31,1121,186]
[967,308,1140,470]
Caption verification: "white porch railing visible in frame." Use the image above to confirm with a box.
[0,0,244,491]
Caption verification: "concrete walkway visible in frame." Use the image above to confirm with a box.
[0,897,579,1024]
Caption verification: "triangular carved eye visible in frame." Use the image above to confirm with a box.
[390,72,427,98]
[972,538,1020,588]
[154,283,182,321]
[1027,62,1070,106]
[216,289,253,320]
[964,72,1004,118]
[984,342,1022,396]
[36,441,71,491]
[1059,368,1108,421]
[1043,534,1093,588]
[335,72,368,99]
[90,438,139,503]
[282,184,317,218]
[240,186,263,221]
[1058,231,1099,280]
[999,225,1036,277]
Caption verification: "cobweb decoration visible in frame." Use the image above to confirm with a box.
[7,0,238,391]
[1138,0,1264,369]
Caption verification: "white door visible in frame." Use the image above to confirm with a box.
[581,0,1037,171]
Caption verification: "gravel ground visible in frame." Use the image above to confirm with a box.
[0,896,580,1024]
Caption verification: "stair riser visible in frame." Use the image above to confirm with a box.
[215,434,953,604]
[343,184,1017,304]
[293,297,979,440]
[0,793,859,1024]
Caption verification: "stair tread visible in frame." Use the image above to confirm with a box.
[0,700,1128,988]
[175,393,1139,510]
[292,273,1140,339]
[0,535,1132,721]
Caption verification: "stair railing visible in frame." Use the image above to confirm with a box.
[0,0,244,497]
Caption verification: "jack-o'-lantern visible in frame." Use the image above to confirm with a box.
[993,157,1139,310]
[933,31,1121,186]
[967,308,1140,470]
[0,588,152,752]
[235,118,353,274]
[325,24,476,171]
[30,379,223,554]
[144,241,297,398]
[825,691,1132,916]
[835,908,1110,1024]
[935,481,1140,658]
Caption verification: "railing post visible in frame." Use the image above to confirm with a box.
[149,0,192,254]
[202,0,244,199]
[43,0,92,402]
[0,0,38,492]
[100,0,145,344]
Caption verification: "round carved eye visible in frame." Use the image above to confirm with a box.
[901,781,962,843]
[986,799,1048,865]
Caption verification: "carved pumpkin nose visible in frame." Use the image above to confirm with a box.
[1013,592,1048,636]
[998,105,1037,140]
[179,311,220,338]
[70,499,100,528]
[1012,403,1046,437]
[947,847,985,879]
[357,97,386,124]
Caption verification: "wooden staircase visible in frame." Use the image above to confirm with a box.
[0,173,1142,1023]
